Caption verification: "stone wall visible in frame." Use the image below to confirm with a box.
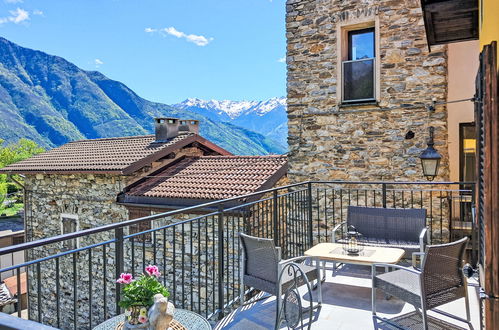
[286,0,450,182]
[24,173,128,241]
[23,173,128,328]
[22,173,290,329]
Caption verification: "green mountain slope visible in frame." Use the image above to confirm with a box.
[0,37,285,155]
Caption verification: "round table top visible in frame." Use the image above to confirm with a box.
[93,308,211,330]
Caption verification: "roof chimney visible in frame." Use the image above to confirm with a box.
[154,118,179,142]
[179,119,200,135]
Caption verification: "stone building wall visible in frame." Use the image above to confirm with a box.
[286,0,450,182]
[22,172,290,329]
[24,173,128,242]
[23,173,128,328]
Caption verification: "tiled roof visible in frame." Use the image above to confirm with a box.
[0,133,230,174]
[123,155,288,201]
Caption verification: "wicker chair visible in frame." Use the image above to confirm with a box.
[239,233,322,328]
[372,237,471,330]
[332,206,428,258]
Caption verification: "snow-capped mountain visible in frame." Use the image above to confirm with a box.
[173,97,288,150]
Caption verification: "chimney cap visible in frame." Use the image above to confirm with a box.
[179,119,200,124]
[155,117,179,124]
[154,117,180,142]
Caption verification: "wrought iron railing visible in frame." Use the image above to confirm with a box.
[0,181,475,329]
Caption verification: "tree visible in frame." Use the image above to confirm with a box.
[0,139,44,212]
[0,138,45,168]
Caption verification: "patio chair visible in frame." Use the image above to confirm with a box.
[239,233,322,328]
[372,237,471,330]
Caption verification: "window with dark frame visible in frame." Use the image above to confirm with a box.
[343,27,376,103]
[456,122,476,228]
[459,123,477,184]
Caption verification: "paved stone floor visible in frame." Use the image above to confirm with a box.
[215,263,480,330]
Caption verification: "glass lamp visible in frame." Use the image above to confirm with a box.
[342,225,364,255]
[419,126,442,181]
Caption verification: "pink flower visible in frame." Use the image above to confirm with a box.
[138,315,148,324]
[145,265,161,277]
[116,273,133,284]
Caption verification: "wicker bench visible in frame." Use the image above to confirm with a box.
[332,206,428,258]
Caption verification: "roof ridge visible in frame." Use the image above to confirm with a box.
[199,155,287,159]
[67,132,194,143]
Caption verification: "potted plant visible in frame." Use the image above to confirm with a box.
[117,265,170,329]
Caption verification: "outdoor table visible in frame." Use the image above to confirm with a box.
[304,242,405,280]
[93,308,211,330]
[305,242,405,267]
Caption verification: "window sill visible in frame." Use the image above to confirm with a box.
[339,101,379,108]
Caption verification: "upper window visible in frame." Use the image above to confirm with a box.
[343,28,376,103]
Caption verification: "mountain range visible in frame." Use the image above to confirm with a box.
[174,97,288,150]
[0,37,287,155]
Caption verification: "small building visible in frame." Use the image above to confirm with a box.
[0,118,287,243]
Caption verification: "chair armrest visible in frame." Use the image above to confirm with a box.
[331,221,347,243]
[372,263,421,276]
[412,252,425,268]
[279,256,318,266]
[419,227,428,252]
[278,256,320,277]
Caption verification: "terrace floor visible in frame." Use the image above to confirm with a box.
[215,262,480,330]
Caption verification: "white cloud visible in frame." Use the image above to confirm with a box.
[33,9,43,16]
[10,8,28,23]
[277,57,286,63]
[94,59,104,67]
[0,7,30,25]
[145,26,214,47]
[4,0,24,4]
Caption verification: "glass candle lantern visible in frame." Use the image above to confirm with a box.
[342,225,365,255]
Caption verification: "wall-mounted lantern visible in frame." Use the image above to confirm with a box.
[419,126,441,181]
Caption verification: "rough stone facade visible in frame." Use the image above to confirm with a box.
[23,172,245,329]
[23,173,290,329]
[24,174,128,242]
[286,0,450,182]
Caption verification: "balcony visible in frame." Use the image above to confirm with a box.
[0,181,479,329]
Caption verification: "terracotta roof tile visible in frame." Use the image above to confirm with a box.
[125,155,288,201]
[0,133,204,174]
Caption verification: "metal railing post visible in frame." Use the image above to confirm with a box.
[217,205,225,320]
[115,227,124,315]
[382,183,387,208]
[307,182,313,248]
[273,190,279,247]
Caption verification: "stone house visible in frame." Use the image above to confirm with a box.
[286,0,478,183]
[0,118,287,243]
[0,118,288,327]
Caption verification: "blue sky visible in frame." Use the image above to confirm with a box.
[0,0,286,104]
